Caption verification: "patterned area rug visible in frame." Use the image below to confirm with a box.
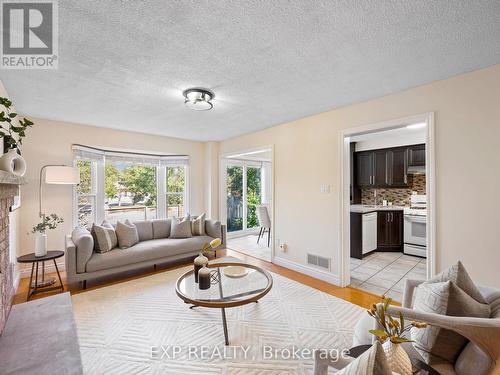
[72,261,364,374]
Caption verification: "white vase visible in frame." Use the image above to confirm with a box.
[0,148,26,176]
[35,232,47,257]
[382,341,412,375]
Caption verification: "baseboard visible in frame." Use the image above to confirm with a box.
[273,256,341,286]
[18,261,66,278]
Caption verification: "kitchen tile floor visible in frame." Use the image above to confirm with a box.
[350,252,426,303]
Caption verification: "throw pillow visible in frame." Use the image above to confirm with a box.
[411,280,490,364]
[337,341,391,375]
[115,220,139,248]
[426,260,486,303]
[91,220,117,253]
[191,213,206,236]
[170,215,192,238]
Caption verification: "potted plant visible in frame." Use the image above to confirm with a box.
[30,214,64,257]
[0,96,34,176]
[367,297,427,375]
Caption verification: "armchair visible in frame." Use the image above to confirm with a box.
[353,279,500,375]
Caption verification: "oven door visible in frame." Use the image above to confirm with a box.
[404,215,427,247]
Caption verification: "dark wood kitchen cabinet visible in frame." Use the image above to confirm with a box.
[408,144,425,167]
[388,148,408,187]
[377,210,403,251]
[356,151,374,187]
[373,150,389,186]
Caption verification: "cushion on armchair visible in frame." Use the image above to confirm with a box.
[411,280,490,364]
[426,260,486,303]
[337,341,391,375]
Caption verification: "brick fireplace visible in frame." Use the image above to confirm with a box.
[0,173,25,336]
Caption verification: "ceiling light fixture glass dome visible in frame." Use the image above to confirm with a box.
[182,88,214,111]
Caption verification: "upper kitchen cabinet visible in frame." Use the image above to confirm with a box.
[408,144,426,167]
[373,150,389,186]
[388,148,408,187]
[356,151,374,187]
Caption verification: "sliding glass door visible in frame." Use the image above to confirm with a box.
[226,164,262,233]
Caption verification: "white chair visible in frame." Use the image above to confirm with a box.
[256,205,271,247]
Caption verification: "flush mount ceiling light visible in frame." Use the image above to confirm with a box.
[182,88,214,111]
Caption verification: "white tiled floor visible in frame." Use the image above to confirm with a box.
[227,234,272,262]
[350,252,426,302]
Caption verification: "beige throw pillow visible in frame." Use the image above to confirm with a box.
[191,213,206,236]
[115,220,139,248]
[426,260,486,303]
[337,341,391,375]
[91,220,117,253]
[411,280,490,364]
[170,215,192,238]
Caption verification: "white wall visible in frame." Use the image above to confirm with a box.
[219,64,500,287]
[19,117,206,259]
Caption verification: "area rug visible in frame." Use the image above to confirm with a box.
[72,261,364,374]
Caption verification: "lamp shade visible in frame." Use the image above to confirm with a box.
[44,166,80,184]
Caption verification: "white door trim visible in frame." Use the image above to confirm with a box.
[219,145,275,263]
[338,113,436,287]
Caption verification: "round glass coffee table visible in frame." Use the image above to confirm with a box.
[176,262,273,345]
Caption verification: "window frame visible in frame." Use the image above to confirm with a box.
[73,149,190,227]
[165,164,189,218]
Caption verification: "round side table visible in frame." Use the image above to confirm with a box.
[17,251,65,300]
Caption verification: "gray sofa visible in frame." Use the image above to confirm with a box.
[65,218,226,287]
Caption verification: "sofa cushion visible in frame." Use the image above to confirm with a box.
[191,213,206,235]
[91,220,117,253]
[86,236,214,273]
[411,280,490,364]
[170,215,192,238]
[205,219,221,239]
[152,219,171,239]
[115,220,139,248]
[71,226,94,273]
[133,220,153,241]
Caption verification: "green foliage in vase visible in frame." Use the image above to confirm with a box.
[0,96,34,149]
[31,213,64,234]
[368,297,428,344]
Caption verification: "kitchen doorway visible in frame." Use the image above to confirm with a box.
[338,113,436,302]
[220,147,274,262]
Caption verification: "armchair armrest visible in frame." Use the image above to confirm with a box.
[402,279,425,308]
[383,304,500,372]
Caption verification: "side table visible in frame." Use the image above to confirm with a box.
[17,251,65,300]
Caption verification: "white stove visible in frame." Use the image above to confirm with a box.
[404,195,427,257]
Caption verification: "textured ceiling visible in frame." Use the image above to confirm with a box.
[1,1,500,141]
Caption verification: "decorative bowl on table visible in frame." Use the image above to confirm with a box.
[223,266,249,278]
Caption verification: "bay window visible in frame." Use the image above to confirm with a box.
[73,145,189,228]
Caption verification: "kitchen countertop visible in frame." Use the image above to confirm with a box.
[350,204,407,213]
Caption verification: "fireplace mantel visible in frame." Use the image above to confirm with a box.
[0,170,27,186]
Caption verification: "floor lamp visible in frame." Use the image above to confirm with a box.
[36,165,80,287]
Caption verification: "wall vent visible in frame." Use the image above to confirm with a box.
[307,253,331,270]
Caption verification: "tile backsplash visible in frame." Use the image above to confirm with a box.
[361,174,426,206]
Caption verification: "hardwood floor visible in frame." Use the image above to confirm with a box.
[13,248,390,309]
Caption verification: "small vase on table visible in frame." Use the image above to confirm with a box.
[34,232,47,257]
